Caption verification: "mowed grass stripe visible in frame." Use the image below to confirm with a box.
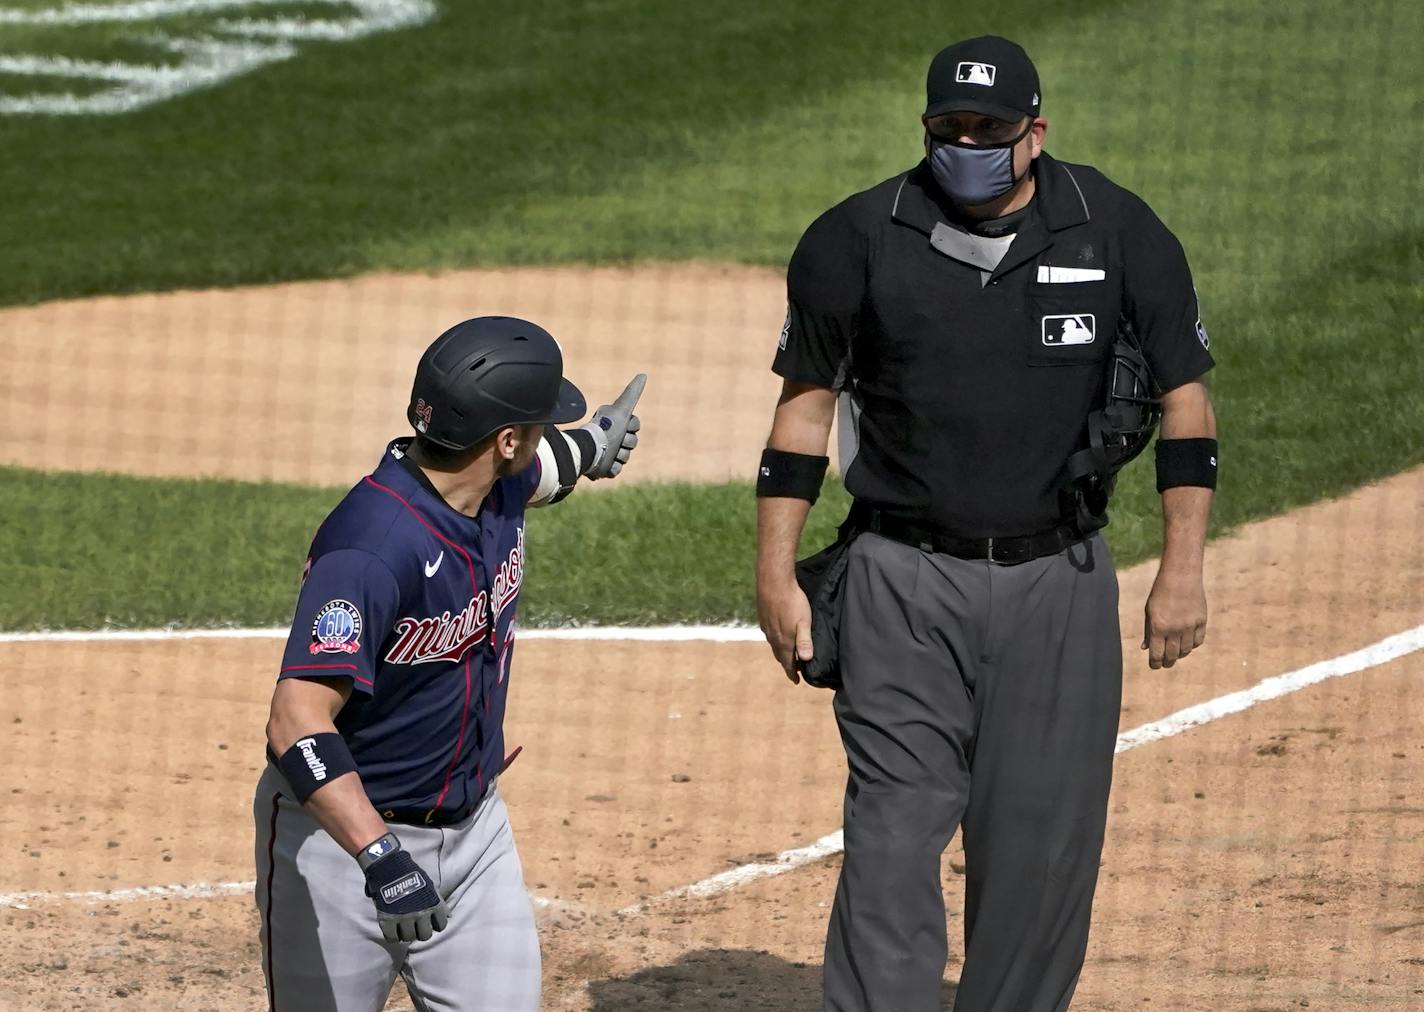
[0,465,842,629]
[10,0,1411,298]
[2,1,1422,629]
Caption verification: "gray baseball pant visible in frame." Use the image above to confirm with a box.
[254,766,541,1012]
[823,531,1122,1012]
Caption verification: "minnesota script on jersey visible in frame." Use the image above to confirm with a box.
[279,439,536,818]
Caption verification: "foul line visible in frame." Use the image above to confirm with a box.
[0,879,576,912]
[618,621,1424,915]
[6,623,1419,913]
[0,880,253,909]
[0,624,764,645]
[1112,623,1424,752]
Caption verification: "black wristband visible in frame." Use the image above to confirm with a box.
[277,732,358,805]
[542,424,579,503]
[756,448,830,503]
[1155,438,1218,492]
[566,427,599,477]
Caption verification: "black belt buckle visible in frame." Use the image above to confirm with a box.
[986,536,1031,566]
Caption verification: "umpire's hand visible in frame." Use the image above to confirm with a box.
[1142,564,1208,669]
[757,578,813,684]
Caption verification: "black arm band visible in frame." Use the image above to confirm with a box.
[1155,438,1218,492]
[276,732,358,805]
[756,448,830,503]
[542,424,579,504]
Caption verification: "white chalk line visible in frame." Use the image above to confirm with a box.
[0,0,436,116]
[616,621,1424,915]
[0,879,580,912]
[0,0,421,26]
[4,622,1420,914]
[1113,623,1424,752]
[617,831,847,916]
[0,624,765,645]
[0,879,253,910]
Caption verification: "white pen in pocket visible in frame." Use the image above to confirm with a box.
[1036,266,1107,283]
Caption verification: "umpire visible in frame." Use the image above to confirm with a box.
[755,36,1218,1012]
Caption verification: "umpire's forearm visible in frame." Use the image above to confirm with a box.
[757,496,814,588]
[1157,379,1216,574]
[757,381,837,586]
[1159,486,1212,575]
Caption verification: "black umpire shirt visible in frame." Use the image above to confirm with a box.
[773,151,1216,538]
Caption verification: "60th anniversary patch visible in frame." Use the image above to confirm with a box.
[310,599,363,655]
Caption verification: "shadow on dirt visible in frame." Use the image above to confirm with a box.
[586,948,957,1010]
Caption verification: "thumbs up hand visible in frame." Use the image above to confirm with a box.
[581,374,646,479]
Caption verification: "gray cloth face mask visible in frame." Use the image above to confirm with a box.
[926,122,1031,206]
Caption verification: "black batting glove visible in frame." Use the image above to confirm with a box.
[357,832,450,943]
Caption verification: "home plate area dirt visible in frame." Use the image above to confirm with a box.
[2,269,1422,1008]
[3,466,1423,1009]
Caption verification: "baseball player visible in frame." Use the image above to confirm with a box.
[755,36,1219,1011]
[254,316,644,1012]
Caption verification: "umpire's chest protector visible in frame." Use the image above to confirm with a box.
[860,154,1121,440]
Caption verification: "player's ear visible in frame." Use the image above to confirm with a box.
[494,426,520,461]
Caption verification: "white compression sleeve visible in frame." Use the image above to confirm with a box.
[528,429,589,507]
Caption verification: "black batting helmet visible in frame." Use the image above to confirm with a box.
[408,316,586,451]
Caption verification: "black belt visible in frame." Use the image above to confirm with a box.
[380,778,494,827]
[381,804,480,828]
[862,508,1084,566]
[378,747,522,827]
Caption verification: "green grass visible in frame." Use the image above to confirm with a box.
[0,0,1220,302]
[0,465,851,629]
[1,0,1417,302]
[14,418,1411,631]
[2,0,1423,629]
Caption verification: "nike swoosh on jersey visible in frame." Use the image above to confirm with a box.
[424,551,444,578]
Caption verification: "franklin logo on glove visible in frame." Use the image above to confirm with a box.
[381,871,427,905]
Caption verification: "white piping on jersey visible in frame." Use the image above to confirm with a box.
[890,174,909,219]
[1060,164,1090,220]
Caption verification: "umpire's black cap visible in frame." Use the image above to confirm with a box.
[925,35,1041,123]
[408,316,586,451]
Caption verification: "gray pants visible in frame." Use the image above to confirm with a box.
[824,532,1122,1012]
[254,766,541,1012]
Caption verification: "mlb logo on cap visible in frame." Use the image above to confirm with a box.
[1041,314,1096,346]
[956,61,996,86]
[926,37,1041,122]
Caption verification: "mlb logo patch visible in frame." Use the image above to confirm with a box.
[1041,314,1096,346]
[778,308,791,351]
[956,61,996,86]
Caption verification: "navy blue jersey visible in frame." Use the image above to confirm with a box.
[278,438,538,818]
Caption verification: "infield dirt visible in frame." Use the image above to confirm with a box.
[0,264,795,487]
[2,464,1421,1010]
[1,270,1422,1009]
